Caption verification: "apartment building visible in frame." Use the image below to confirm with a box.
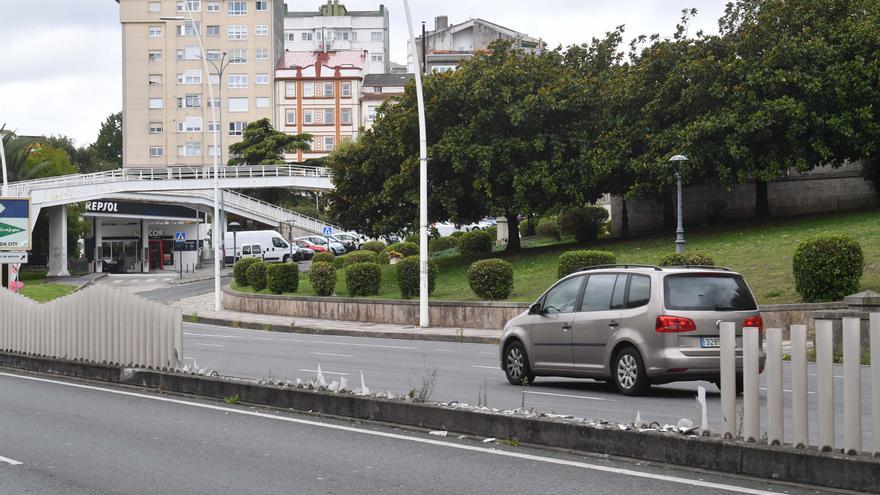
[275,51,365,161]
[119,0,285,167]
[360,72,412,130]
[283,1,390,75]
[410,16,543,73]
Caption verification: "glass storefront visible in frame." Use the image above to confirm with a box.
[100,240,141,274]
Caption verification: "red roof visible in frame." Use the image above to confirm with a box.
[276,50,366,72]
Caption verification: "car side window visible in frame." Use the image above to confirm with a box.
[627,275,651,308]
[579,274,617,312]
[610,275,627,309]
[272,237,286,248]
[253,244,261,253]
[542,276,584,314]
[242,245,251,255]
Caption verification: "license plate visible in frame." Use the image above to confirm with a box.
[700,337,721,348]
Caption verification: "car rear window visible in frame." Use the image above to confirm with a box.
[664,274,757,311]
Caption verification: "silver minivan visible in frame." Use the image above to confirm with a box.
[499,265,764,395]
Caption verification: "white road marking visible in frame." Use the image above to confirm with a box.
[146,279,155,283]
[195,343,225,348]
[0,372,783,495]
[760,387,816,395]
[298,369,349,376]
[311,352,353,358]
[183,357,196,360]
[112,280,122,284]
[183,329,419,350]
[0,456,22,466]
[479,351,497,356]
[524,391,616,402]
[471,365,498,370]
[433,349,455,353]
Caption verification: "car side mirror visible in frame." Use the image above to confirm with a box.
[529,303,542,315]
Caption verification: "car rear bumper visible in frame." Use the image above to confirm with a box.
[647,348,766,383]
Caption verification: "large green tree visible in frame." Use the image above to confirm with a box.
[89,111,123,172]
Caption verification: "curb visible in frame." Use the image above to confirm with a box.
[73,273,107,293]
[185,314,500,344]
[1,352,878,494]
[169,274,232,286]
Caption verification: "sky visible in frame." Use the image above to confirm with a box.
[0,0,728,147]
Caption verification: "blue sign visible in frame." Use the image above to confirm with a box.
[322,226,333,236]
[0,197,31,251]
[175,231,186,242]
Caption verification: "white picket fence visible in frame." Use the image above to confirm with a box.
[0,286,182,370]
[720,316,879,455]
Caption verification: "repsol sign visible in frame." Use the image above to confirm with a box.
[85,201,119,213]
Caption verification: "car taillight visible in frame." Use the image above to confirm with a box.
[743,316,764,332]
[656,316,697,333]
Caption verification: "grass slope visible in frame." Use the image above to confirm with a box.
[17,270,76,302]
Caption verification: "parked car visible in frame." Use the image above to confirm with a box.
[294,238,326,254]
[333,232,364,251]
[224,230,298,264]
[294,243,315,260]
[434,218,497,237]
[499,265,764,396]
[295,236,346,256]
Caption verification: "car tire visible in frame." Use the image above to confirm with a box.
[612,346,650,396]
[282,255,290,263]
[503,341,535,386]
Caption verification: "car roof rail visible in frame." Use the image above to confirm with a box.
[577,264,663,272]
[666,265,733,272]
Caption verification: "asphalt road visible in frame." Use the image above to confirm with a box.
[0,370,832,495]
[183,322,874,448]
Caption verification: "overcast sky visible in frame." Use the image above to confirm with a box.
[0,0,727,147]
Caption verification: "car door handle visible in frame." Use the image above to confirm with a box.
[562,323,572,331]
[608,321,620,328]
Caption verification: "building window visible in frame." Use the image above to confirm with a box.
[335,30,350,41]
[372,86,382,94]
[285,109,297,125]
[255,48,268,60]
[148,50,162,62]
[206,2,219,12]
[148,2,160,13]
[366,106,377,122]
[303,83,314,98]
[149,122,163,134]
[207,97,220,108]
[287,33,295,42]
[148,74,162,86]
[323,108,335,125]
[177,117,203,133]
[228,74,248,89]
[177,94,201,108]
[177,142,202,157]
[315,31,322,41]
[208,145,220,157]
[256,97,270,108]
[228,25,247,40]
[229,121,247,136]
[313,136,322,151]
[303,109,314,124]
[207,25,220,36]
[228,97,248,112]
[206,49,221,60]
[351,31,357,41]
[322,82,334,97]
[341,108,352,125]
[285,82,296,98]
[432,65,455,73]
[371,53,384,62]
[177,70,202,84]
[324,136,335,151]
[177,21,200,37]
[341,81,351,98]
[255,73,269,85]
[149,26,163,37]
[149,146,164,157]
[256,24,269,36]
[177,0,200,12]
[255,1,268,11]
[301,32,312,41]
[208,73,220,85]
[229,49,247,64]
[148,98,163,109]
[371,32,384,42]
[208,121,220,132]
[227,1,247,16]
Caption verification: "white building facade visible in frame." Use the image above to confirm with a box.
[360,73,412,130]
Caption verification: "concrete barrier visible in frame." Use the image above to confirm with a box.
[2,351,878,493]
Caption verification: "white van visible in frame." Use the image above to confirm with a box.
[224,230,297,264]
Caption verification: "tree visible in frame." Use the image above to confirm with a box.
[90,111,123,172]
[227,118,311,165]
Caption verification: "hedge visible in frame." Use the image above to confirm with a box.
[396,255,439,298]
[312,251,335,264]
[246,261,268,292]
[658,252,715,267]
[266,263,299,294]
[449,231,465,238]
[233,258,261,287]
[793,233,864,302]
[343,250,379,267]
[468,258,514,300]
[536,218,561,240]
[308,262,336,297]
[458,229,493,257]
[333,255,347,269]
[558,206,608,242]
[404,233,419,244]
[346,262,382,297]
[428,236,459,253]
[557,250,616,278]
[360,240,386,254]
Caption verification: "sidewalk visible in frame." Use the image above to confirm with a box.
[173,292,502,344]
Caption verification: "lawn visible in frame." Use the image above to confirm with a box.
[17,270,77,302]
[233,209,880,305]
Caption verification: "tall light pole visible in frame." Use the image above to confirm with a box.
[0,131,8,196]
[403,0,429,328]
[669,154,689,254]
[228,221,241,265]
[162,3,221,312]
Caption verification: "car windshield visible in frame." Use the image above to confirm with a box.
[664,274,757,311]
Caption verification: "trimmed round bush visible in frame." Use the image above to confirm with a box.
[468,258,514,300]
[233,257,261,287]
[793,233,864,302]
[246,261,268,292]
[345,262,382,297]
[557,250,616,278]
[266,263,299,294]
[558,206,609,242]
[343,250,379,267]
[659,252,715,267]
[312,251,335,264]
[380,241,420,264]
[458,229,493,257]
[308,261,336,296]
[333,255,347,269]
[360,240,386,254]
[536,218,561,240]
[396,255,439,298]
[428,236,459,253]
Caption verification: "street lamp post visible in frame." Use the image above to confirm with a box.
[162,4,222,312]
[0,131,8,196]
[283,219,296,262]
[669,154,689,254]
[228,221,240,265]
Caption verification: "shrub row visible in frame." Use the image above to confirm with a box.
[266,263,299,294]
[793,233,864,302]
[658,252,715,267]
[428,236,459,253]
[312,251,335,264]
[309,261,336,296]
[397,256,438,298]
[557,250,616,278]
[233,258,261,287]
[459,229,493,257]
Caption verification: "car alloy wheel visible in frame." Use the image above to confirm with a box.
[506,347,524,381]
[503,342,534,385]
[617,354,638,390]
[613,347,648,395]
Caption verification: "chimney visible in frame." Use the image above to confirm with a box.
[435,16,448,31]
